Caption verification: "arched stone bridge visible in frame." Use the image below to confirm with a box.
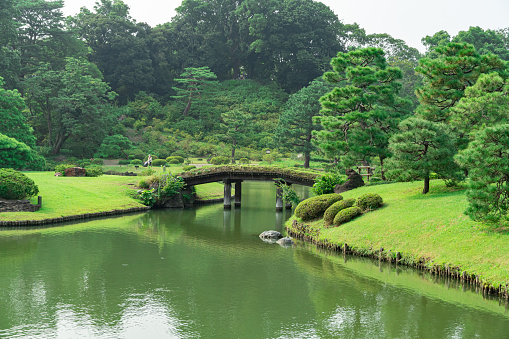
[179,166,320,210]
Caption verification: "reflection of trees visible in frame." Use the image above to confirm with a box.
[291,245,509,338]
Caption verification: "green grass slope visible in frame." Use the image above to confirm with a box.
[287,180,509,289]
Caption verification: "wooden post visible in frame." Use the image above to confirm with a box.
[223,180,232,209]
[276,187,283,211]
[234,181,242,207]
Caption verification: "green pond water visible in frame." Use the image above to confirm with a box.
[1,182,509,338]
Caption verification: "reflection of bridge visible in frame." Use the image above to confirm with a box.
[181,167,319,210]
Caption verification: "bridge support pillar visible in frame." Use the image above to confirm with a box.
[234,181,242,207]
[223,180,232,209]
[285,183,292,209]
[276,187,283,211]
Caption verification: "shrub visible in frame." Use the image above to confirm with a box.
[168,159,180,164]
[130,159,143,165]
[312,172,347,195]
[210,156,230,165]
[294,193,343,221]
[183,165,197,171]
[118,159,130,165]
[0,168,39,200]
[333,206,362,226]
[356,193,383,212]
[85,165,103,177]
[239,158,249,164]
[91,159,103,165]
[323,198,356,225]
[55,164,76,175]
[152,159,167,167]
[171,150,187,158]
[168,156,185,163]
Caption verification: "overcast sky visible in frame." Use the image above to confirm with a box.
[62,0,509,52]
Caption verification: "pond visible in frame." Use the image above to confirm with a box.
[0,182,508,338]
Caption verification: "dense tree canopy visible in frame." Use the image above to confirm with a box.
[316,47,411,174]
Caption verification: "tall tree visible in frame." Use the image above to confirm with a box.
[243,0,344,92]
[316,47,411,177]
[172,66,218,117]
[386,117,461,194]
[453,26,509,61]
[456,125,509,222]
[14,0,87,80]
[219,108,251,163]
[0,77,36,148]
[275,78,333,167]
[68,0,154,103]
[24,58,117,155]
[415,42,508,123]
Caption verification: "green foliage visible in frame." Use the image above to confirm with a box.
[172,67,218,116]
[0,168,39,200]
[276,181,301,206]
[158,174,186,198]
[0,133,35,169]
[386,117,463,194]
[332,206,362,226]
[139,189,155,207]
[415,42,508,123]
[130,159,143,165]
[316,47,411,170]
[275,78,333,168]
[118,159,130,165]
[210,156,230,165]
[456,125,509,222]
[54,164,76,175]
[85,165,103,177]
[151,159,167,167]
[90,159,104,165]
[0,77,36,147]
[324,198,356,225]
[166,156,184,164]
[239,158,249,164]
[140,168,156,176]
[312,172,347,195]
[95,134,133,159]
[183,165,196,171]
[356,193,383,212]
[168,159,180,164]
[294,193,343,221]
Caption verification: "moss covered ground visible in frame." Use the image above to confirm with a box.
[287,180,509,290]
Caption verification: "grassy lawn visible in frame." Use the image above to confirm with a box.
[0,172,144,221]
[287,180,509,289]
[0,171,226,222]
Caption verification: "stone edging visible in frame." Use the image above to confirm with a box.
[0,206,150,227]
[287,219,509,300]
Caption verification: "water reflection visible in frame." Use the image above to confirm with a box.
[0,182,508,338]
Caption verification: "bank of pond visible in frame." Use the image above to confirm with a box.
[1,171,509,301]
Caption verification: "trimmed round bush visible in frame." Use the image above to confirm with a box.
[152,159,167,167]
[183,165,196,171]
[85,165,103,177]
[0,168,39,200]
[294,193,343,221]
[168,159,180,164]
[333,206,362,226]
[239,158,249,164]
[166,156,184,164]
[118,159,130,165]
[130,159,143,165]
[210,156,230,165]
[356,193,383,211]
[323,198,356,225]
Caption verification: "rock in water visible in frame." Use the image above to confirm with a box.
[259,230,282,240]
[276,237,294,247]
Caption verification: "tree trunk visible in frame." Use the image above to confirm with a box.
[182,97,192,116]
[380,157,386,181]
[423,175,430,194]
[51,133,69,155]
[304,152,310,168]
